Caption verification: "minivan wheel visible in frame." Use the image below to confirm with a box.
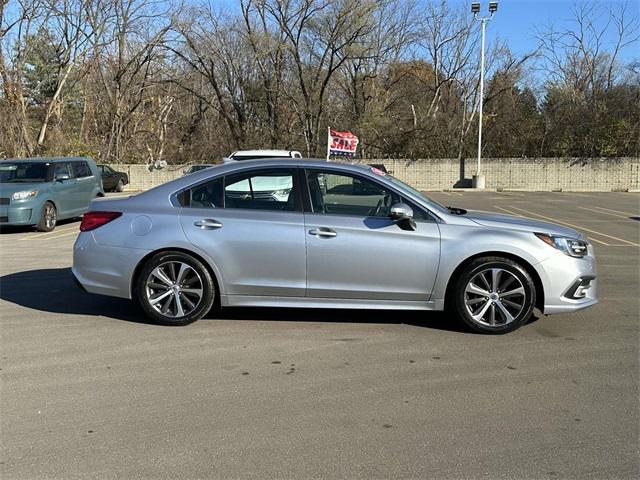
[36,202,57,232]
[115,179,124,192]
[135,252,215,326]
[453,256,536,334]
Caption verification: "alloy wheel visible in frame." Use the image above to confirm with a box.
[44,204,56,229]
[145,261,204,318]
[464,268,526,326]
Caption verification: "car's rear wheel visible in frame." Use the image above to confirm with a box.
[115,179,124,192]
[135,252,215,326]
[36,202,57,232]
[453,256,536,334]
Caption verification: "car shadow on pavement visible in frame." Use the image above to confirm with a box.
[212,307,474,333]
[0,267,152,324]
[0,267,530,333]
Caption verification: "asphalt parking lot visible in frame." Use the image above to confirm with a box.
[1,191,638,479]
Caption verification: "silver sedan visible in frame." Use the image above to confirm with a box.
[72,160,597,333]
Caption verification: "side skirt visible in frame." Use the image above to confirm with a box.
[221,295,444,311]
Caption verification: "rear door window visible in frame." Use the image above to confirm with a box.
[224,169,298,212]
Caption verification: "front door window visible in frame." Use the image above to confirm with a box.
[306,171,400,217]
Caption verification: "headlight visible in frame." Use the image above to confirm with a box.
[11,189,38,201]
[535,233,588,258]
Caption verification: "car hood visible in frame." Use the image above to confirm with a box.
[465,209,584,239]
[0,182,49,196]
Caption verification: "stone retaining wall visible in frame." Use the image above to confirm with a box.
[109,157,639,192]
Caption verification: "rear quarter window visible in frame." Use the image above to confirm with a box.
[181,178,224,208]
[73,161,93,178]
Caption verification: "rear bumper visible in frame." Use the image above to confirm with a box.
[71,270,87,292]
[72,232,150,299]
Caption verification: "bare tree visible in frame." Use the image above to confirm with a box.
[33,0,111,149]
[260,0,377,156]
[1,0,45,156]
[240,0,288,148]
[169,4,255,150]
[336,0,419,157]
[93,0,174,162]
[536,0,639,97]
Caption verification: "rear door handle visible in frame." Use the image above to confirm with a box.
[194,218,223,230]
[309,228,337,238]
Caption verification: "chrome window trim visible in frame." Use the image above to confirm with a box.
[169,164,300,210]
[169,161,445,223]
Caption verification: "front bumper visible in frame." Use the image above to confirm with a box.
[0,198,41,225]
[536,247,598,314]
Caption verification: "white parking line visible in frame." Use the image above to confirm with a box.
[22,224,79,241]
[590,206,639,217]
[493,205,609,245]
[29,229,80,241]
[497,191,526,197]
[508,206,638,247]
[493,206,525,217]
[579,207,630,219]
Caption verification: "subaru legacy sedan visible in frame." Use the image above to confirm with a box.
[72,160,597,333]
[1,157,104,231]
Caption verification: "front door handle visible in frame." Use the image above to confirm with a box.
[309,228,337,238]
[194,218,223,230]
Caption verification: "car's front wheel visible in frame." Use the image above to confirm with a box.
[135,251,215,326]
[36,201,57,232]
[115,179,124,192]
[452,256,536,334]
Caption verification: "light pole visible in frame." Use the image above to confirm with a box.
[471,1,498,189]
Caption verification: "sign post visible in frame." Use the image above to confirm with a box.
[326,127,331,161]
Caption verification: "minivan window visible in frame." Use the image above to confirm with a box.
[54,163,72,178]
[73,161,92,178]
[0,163,49,183]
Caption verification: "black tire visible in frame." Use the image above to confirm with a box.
[36,201,57,232]
[115,179,124,192]
[134,251,215,326]
[452,256,536,334]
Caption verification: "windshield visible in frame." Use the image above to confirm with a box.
[383,173,450,215]
[0,163,49,183]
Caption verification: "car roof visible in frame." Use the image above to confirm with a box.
[2,156,93,163]
[120,158,446,221]
[229,150,298,157]
[136,159,376,199]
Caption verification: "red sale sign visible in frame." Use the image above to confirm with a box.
[327,128,359,158]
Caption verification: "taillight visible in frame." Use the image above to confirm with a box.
[80,211,122,231]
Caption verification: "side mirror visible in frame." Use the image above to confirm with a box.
[390,202,413,220]
[389,202,417,231]
[55,173,70,181]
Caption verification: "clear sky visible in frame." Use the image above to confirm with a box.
[462,0,639,63]
[213,0,639,64]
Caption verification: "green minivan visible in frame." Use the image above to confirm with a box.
[0,157,105,232]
